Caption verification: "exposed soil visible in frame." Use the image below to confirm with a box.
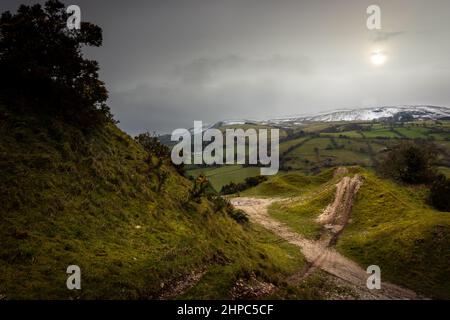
[230,172,420,300]
[158,269,206,299]
[316,174,363,245]
[230,273,277,299]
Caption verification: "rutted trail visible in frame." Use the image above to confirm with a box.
[230,173,419,300]
[316,174,363,242]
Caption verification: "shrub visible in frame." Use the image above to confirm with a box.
[220,175,267,195]
[208,195,248,223]
[378,142,437,184]
[210,196,231,212]
[135,132,170,159]
[228,209,249,224]
[429,175,450,211]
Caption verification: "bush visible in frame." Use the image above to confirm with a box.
[208,195,249,224]
[189,174,216,201]
[210,196,231,212]
[220,175,267,195]
[378,142,437,184]
[221,182,240,195]
[228,209,249,224]
[135,132,170,159]
[429,175,450,211]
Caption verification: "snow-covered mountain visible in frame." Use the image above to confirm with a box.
[158,105,450,146]
[267,106,450,124]
[159,105,450,143]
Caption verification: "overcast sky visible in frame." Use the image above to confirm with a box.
[3,0,450,134]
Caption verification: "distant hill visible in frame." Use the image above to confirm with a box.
[159,106,450,144]
[267,106,450,124]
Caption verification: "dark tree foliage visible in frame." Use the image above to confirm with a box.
[135,132,170,159]
[429,174,450,211]
[221,175,267,195]
[227,208,249,224]
[0,0,112,127]
[378,142,437,184]
[135,131,187,178]
[208,196,249,224]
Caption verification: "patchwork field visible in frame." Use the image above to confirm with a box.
[185,120,450,190]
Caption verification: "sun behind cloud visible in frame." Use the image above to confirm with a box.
[370,51,387,66]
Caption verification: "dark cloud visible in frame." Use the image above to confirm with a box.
[174,55,314,86]
[2,0,450,134]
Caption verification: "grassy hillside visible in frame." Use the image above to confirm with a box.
[241,169,333,198]
[251,168,450,299]
[0,105,307,299]
[337,171,450,299]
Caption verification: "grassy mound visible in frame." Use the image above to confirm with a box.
[268,180,336,240]
[337,171,450,299]
[258,167,450,299]
[242,169,334,197]
[0,105,306,299]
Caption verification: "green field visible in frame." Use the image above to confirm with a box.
[320,131,364,138]
[279,136,310,154]
[394,127,429,139]
[362,129,401,139]
[186,165,261,191]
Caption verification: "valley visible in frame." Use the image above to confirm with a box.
[184,112,450,299]
[187,117,450,192]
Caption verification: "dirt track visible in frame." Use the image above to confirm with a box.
[230,175,420,300]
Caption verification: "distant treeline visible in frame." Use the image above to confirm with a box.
[221,175,268,195]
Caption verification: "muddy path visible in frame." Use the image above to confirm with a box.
[230,175,420,300]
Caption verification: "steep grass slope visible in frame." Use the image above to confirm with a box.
[0,105,305,299]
